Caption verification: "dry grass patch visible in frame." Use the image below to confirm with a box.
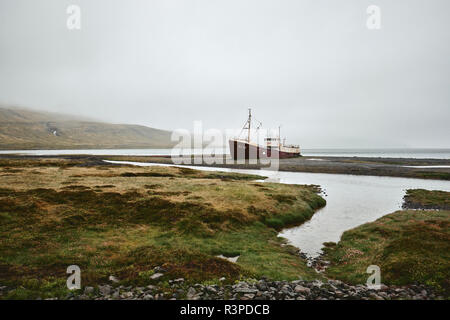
[0,158,325,299]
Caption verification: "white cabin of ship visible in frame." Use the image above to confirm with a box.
[280,145,300,153]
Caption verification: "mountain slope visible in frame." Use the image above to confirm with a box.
[0,107,175,150]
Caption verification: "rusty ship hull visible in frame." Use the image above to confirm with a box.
[229,139,300,160]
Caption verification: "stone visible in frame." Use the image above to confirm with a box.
[7,276,437,301]
[286,291,296,298]
[121,292,133,299]
[98,285,112,295]
[206,286,217,293]
[150,273,164,280]
[84,286,94,294]
[369,292,383,300]
[281,285,292,292]
[328,279,343,286]
[65,293,74,299]
[234,288,258,294]
[153,266,167,273]
[335,290,344,298]
[109,275,119,283]
[311,280,323,287]
[294,285,311,295]
[379,284,389,291]
[187,287,196,299]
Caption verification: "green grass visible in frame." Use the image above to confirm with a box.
[0,159,325,299]
[415,172,450,180]
[322,209,450,295]
[403,189,450,210]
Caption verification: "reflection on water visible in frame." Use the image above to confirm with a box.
[104,160,450,258]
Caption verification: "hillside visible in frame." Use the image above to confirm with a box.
[0,107,175,150]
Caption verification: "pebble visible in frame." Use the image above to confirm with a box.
[98,285,111,295]
[84,286,94,294]
[294,285,311,294]
[187,287,196,299]
[150,273,164,280]
[19,278,439,300]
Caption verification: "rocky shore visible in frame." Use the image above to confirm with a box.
[1,278,440,300]
[402,189,450,210]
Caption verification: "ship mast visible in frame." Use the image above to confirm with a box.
[278,125,281,148]
[247,108,251,142]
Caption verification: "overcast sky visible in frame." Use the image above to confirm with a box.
[0,0,449,148]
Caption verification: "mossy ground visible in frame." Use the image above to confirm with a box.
[403,189,450,210]
[0,158,325,299]
[322,208,450,296]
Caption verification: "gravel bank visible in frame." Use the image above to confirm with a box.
[2,278,440,300]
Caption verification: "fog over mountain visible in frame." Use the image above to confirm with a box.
[1,0,449,148]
